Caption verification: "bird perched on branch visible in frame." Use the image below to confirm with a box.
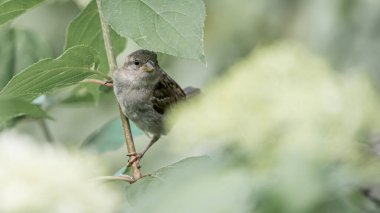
[113,50,200,165]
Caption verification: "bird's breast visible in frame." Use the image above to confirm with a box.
[114,81,150,112]
[113,79,164,136]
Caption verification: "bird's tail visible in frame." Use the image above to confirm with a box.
[183,86,201,98]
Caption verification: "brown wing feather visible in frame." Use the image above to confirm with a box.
[151,71,186,114]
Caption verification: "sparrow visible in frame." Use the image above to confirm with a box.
[113,49,200,165]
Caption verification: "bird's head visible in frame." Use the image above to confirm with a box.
[115,49,161,85]
[124,49,159,73]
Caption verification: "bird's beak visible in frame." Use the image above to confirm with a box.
[142,60,155,72]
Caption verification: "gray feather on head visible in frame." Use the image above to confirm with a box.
[127,49,157,65]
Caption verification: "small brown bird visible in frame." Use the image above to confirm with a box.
[113,50,200,165]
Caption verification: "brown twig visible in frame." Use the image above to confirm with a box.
[96,0,142,180]
[82,79,113,88]
[93,175,135,183]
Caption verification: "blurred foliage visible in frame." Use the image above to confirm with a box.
[0,0,46,25]
[0,28,52,89]
[205,0,380,85]
[163,43,380,212]
[81,117,143,153]
[0,0,380,212]
[171,43,380,150]
[0,97,47,124]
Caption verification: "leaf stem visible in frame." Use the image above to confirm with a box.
[96,0,142,180]
[38,119,54,143]
[96,1,117,73]
[93,175,136,183]
[81,79,113,88]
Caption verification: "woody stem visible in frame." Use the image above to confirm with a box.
[96,0,142,180]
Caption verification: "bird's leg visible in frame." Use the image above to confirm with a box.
[104,79,113,86]
[127,136,160,167]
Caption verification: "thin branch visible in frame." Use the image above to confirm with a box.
[96,2,117,73]
[96,0,142,180]
[361,188,380,208]
[93,175,135,183]
[82,79,113,88]
[38,119,54,143]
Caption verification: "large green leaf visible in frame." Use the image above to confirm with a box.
[151,156,210,179]
[65,0,126,73]
[59,83,102,105]
[100,0,205,61]
[0,97,47,124]
[81,117,143,153]
[123,156,210,206]
[0,28,14,89]
[64,0,126,104]
[125,175,161,205]
[0,45,98,101]
[0,28,52,89]
[0,0,46,25]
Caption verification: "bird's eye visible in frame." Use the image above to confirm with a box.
[133,60,140,66]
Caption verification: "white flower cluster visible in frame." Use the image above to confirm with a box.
[0,131,121,213]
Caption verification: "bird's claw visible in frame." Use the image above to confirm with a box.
[127,152,143,167]
[104,79,113,86]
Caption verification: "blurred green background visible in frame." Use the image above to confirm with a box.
[8,0,380,169]
[2,0,380,212]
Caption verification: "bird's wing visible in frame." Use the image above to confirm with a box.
[151,72,186,114]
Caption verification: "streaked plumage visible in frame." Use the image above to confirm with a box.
[113,49,199,163]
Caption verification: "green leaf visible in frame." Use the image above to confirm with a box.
[0,28,52,89]
[100,0,206,61]
[113,166,131,176]
[0,45,98,101]
[65,0,126,73]
[0,97,47,124]
[59,83,100,105]
[81,117,143,152]
[124,156,210,205]
[125,175,162,204]
[151,156,210,179]
[0,0,46,26]
[0,28,15,89]
[64,0,126,104]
